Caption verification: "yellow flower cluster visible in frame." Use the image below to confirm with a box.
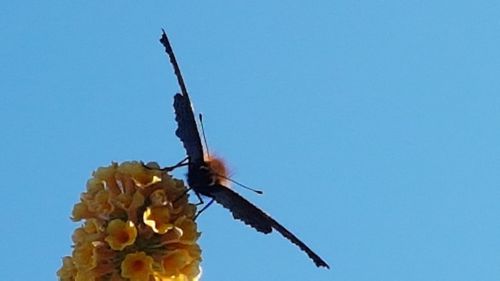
[58,161,202,281]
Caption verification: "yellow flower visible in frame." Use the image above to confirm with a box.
[121,252,154,281]
[58,161,202,281]
[162,249,194,276]
[105,219,137,251]
[72,202,92,221]
[57,257,76,281]
[175,217,200,244]
[72,242,97,272]
[144,206,174,234]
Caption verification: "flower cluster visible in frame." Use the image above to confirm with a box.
[58,161,201,281]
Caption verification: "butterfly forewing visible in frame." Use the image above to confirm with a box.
[173,93,204,164]
[160,31,205,165]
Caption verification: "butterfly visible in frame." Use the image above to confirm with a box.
[159,30,329,269]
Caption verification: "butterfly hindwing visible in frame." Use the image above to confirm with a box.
[211,184,330,268]
[210,184,273,233]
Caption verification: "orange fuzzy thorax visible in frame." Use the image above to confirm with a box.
[205,155,230,186]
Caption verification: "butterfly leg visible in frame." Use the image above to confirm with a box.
[142,157,189,172]
[172,184,206,205]
[163,156,189,171]
[194,198,215,220]
[191,192,215,220]
[172,186,192,204]
[172,182,208,206]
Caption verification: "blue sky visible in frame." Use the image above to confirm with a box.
[1,1,499,280]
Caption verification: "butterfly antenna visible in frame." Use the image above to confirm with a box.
[199,113,211,158]
[160,29,190,99]
[216,173,264,194]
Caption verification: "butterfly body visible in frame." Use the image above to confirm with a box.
[186,157,226,194]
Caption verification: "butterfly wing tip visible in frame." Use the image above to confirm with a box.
[315,259,330,269]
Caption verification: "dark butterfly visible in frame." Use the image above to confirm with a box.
[159,30,330,269]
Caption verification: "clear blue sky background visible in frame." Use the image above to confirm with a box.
[1,1,499,280]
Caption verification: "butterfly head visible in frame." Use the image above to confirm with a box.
[205,155,230,186]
